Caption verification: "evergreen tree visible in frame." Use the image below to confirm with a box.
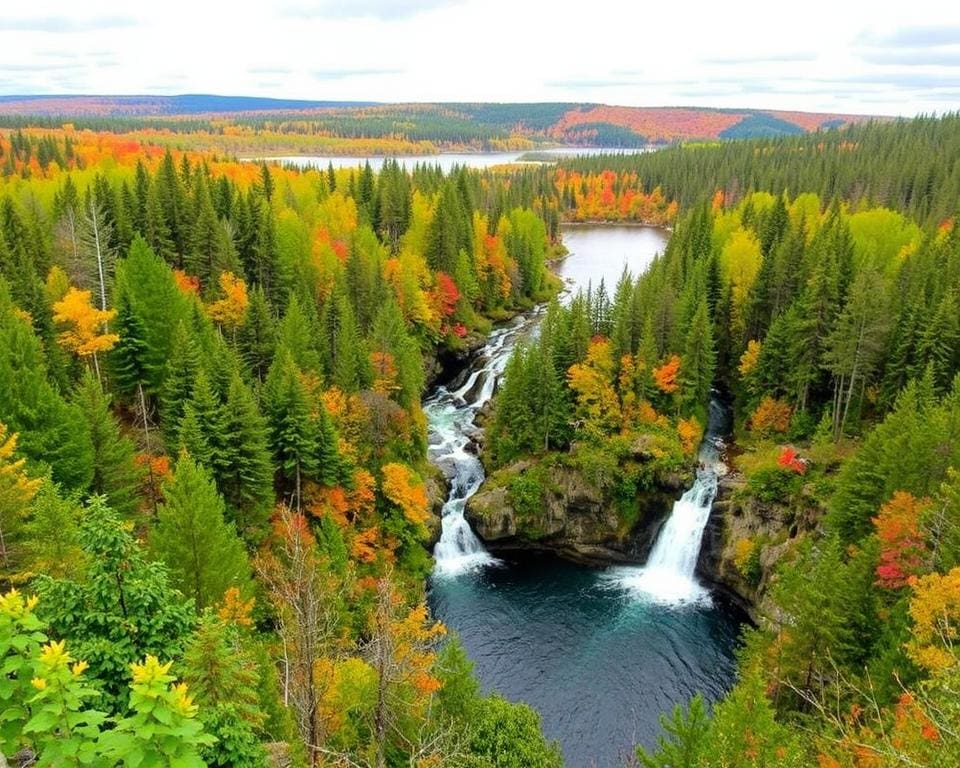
[219,374,274,537]
[238,285,276,382]
[159,321,202,450]
[680,298,716,412]
[263,350,316,507]
[181,616,269,768]
[72,370,141,517]
[151,453,253,611]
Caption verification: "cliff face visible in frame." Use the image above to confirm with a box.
[697,474,820,622]
[465,459,685,566]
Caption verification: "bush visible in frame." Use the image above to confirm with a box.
[745,467,803,504]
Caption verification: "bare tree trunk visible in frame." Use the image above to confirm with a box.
[89,196,109,320]
[374,580,390,768]
[839,319,867,439]
[137,381,152,452]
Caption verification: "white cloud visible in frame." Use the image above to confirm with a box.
[0,0,958,115]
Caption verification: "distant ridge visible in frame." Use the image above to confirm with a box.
[0,94,379,116]
[0,95,885,143]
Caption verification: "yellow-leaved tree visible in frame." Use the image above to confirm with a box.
[52,287,118,382]
[568,338,621,437]
[0,422,43,570]
[207,271,249,331]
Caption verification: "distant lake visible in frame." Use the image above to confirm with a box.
[260,146,652,173]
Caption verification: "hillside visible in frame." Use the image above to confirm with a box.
[0,96,881,146]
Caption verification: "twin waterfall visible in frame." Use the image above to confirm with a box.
[427,294,726,605]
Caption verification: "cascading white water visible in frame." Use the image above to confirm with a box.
[605,399,727,606]
[428,313,543,576]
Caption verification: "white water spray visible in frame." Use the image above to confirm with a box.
[605,399,728,606]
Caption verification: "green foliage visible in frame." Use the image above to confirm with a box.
[0,277,94,491]
[151,453,253,611]
[0,589,48,754]
[465,695,563,768]
[73,369,141,517]
[744,466,803,504]
[181,615,268,768]
[35,497,196,707]
[829,374,960,544]
[637,695,710,767]
[98,654,216,767]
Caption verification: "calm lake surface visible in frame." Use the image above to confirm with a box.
[270,147,650,173]
[427,224,746,767]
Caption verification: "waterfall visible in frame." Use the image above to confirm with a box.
[428,315,540,576]
[604,398,728,606]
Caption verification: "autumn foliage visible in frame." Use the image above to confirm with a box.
[52,287,119,358]
[207,271,249,329]
[872,491,931,589]
[777,447,806,475]
[749,397,793,435]
[380,463,429,527]
[652,355,681,395]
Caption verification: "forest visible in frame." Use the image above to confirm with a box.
[0,101,875,156]
[1,109,959,768]
[0,128,565,766]
[491,114,960,766]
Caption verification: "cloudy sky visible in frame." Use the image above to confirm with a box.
[1,0,959,115]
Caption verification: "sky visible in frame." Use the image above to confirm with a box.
[1,0,959,115]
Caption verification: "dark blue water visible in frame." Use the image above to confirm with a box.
[429,554,744,767]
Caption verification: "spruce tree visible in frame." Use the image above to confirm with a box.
[238,285,276,382]
[73,369,141,517]
[680,299,716,412]
[160,321,201,449]
[219,374,274,537]
[151,453,253,611]
[263,350,316,506]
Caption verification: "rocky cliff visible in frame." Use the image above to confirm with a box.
[465,457,686,566]
[697,473,821,622]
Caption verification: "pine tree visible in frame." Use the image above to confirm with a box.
[314,400,344,487]
[151,453,253,611]
[181,369,225,476]
[0,278,94,491]
[219,374,274,538]
[110,290,154,449]
[160,322,201,449]
[238,285,276,382]
[277,293,320,373]
[680,298,715,412]
[916,291,959,393]
[181,616,268,768]
[72,370,141,517]
[263,350,316,507]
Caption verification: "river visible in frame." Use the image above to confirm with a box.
[425,224,745,767]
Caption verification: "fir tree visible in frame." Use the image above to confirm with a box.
[72,369,141,517]
[151,453,253,611]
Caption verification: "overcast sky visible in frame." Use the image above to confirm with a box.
[1,0,959,115]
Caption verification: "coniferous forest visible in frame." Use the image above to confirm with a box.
[0,105,959,768]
